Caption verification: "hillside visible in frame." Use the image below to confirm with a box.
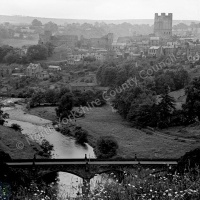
[0,125,43,159]
[0,15,199,25]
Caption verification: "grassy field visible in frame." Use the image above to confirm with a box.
[162,123,200,140]
[27,106,57,121]
[75,105,199,159]
[0,125,43,159]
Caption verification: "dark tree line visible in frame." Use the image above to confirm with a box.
[96,60,190,95]
[112,77,200,129]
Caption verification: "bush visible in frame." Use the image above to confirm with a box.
[41,140,53,157]
[60,126,71,136]
[74,129,88,144]
[178,148,200,173]
[94,136,119,159]
[10,124,22,131]
[0,118,5,126]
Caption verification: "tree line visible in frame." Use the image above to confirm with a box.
[0,42,54,65]
[112,76,200,129]
[96,60,190,95]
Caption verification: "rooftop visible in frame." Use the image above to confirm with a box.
[149,46,161,50]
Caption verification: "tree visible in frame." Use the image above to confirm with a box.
[56,93,74,119]
[27,44,48,60]
[44,21,58,33]
[0,45,13,62]
[44,89,58,104]
[10,124,22,132]
[3,52,20,64]
[182,77,200,123]
[94,136,119,159]
[0,104,9,125]
[74,128,88,144]
[58,87,70,98]
[157,88,176,124]
[178,148,200,173]
[32,19,42,27]
[154,74,175,94]
[45,42,54,56]
[30,91,45,107]
[102,67,117,86]
[127,92,157,127]
[173,69,190,90]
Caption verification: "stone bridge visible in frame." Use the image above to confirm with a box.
[4,155,178,198]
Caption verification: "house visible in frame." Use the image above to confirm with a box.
[26,63,43,77]
[112,42,127,51]
[26,63,49,80]
[149,37,160,46]
[162,46,177,56]
[48,65,61,71]
[36,71,49,80]
[148,46,162,57]
[12,73,26,78]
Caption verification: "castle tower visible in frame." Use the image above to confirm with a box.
[154,13,173,38]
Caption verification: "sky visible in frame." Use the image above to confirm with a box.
[0,0,200,20]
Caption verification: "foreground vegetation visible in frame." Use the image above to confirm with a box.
[1,167,200,200]
[91,168,200,200]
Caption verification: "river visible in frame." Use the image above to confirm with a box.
[1,98,102,198]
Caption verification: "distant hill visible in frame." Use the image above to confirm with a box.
[0,15,199,26]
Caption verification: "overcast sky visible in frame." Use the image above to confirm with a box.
[1,0,200,20]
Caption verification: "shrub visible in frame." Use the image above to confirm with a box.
[94,136,119,159]
[10,124,22,131]
[74,129,88,144]
[41,140,53,157]
[0,118,5,126]
[60,126,71,136]
[178,148,200,173]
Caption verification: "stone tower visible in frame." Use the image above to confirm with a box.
[154,13,173,38]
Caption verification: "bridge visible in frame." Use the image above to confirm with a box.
[3,156,178,198]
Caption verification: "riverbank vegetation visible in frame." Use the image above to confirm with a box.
[60,124,89,144]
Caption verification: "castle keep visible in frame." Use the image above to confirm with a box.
[154,13,173,38]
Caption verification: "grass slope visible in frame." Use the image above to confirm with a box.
[76,106,199,159]
[0,125,43,159]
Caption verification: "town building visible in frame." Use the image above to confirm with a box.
[149,37,160,46]
[26,63,43,77]
[148,46,163,57]
[48,65,61,71]
[80,33,114,50]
